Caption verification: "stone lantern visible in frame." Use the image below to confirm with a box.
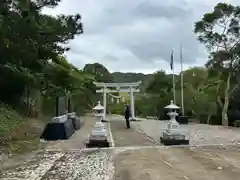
[86,101,109,148]
[160,100,189,145]
[93,101,105,121]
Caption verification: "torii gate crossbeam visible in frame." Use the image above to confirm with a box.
[94,81,141,120]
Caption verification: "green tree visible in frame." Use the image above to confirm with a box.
[194,2,240,125]
[138,70,173,118]
[0,0,98,118]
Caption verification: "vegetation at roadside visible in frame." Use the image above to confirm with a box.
[0,0,95,152]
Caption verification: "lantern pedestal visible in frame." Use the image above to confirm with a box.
[160,101,189,146]
[86,139,109,148]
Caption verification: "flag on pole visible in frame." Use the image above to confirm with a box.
[170,50,174,70]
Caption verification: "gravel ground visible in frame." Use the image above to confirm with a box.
[2,145,240,180]
[132,120,240,145]
[1,116,240,179]
[0,149,115,180]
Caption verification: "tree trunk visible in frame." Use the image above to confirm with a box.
[207,114,212,124]
[221,73,231,126]
[216,72,223,123]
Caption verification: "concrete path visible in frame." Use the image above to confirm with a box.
[113,145,240,180]
[109,118,156,147]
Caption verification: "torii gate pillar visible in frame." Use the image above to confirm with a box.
[103,89,107,120]
[130,87,135,118]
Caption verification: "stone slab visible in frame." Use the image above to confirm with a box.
[160,137,189,146]
[162,131,186,140]
[89,135,107,141]
[85,139,110,148]
[160,131,189,146]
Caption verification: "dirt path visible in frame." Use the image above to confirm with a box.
[113,145,240,180]
[110,120,156,147]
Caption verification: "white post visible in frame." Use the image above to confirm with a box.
[103,87,107,120]
[130,87,135,119]
[172,72,176,104]
[180,43,184,116]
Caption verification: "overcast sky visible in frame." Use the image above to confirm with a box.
[42,0,238,74]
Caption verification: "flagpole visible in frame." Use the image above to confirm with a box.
[171,50,176,104]
[180,43,184,116]
[172,68,176,104]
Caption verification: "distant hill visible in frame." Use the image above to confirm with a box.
[83,63,153,87]
[112,72,152,83]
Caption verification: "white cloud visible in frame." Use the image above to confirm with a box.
[42,0,240,74]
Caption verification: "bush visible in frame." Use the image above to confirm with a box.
[0,103,46,154]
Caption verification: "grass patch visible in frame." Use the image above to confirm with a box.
[0,104,45,154]
[0,104,24,146]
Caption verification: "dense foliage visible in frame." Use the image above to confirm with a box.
[0,0,94,115]
[194,2,240,126]
[0,0,96,146]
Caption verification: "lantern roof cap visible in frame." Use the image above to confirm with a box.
[164,100,180,109]
[93,101,104,110]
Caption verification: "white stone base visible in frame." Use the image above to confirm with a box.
[89,135,107,141]
[162,131,187,140]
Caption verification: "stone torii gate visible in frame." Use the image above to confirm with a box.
[93,81,141,120]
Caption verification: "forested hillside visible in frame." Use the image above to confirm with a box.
[112,72,152,83]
